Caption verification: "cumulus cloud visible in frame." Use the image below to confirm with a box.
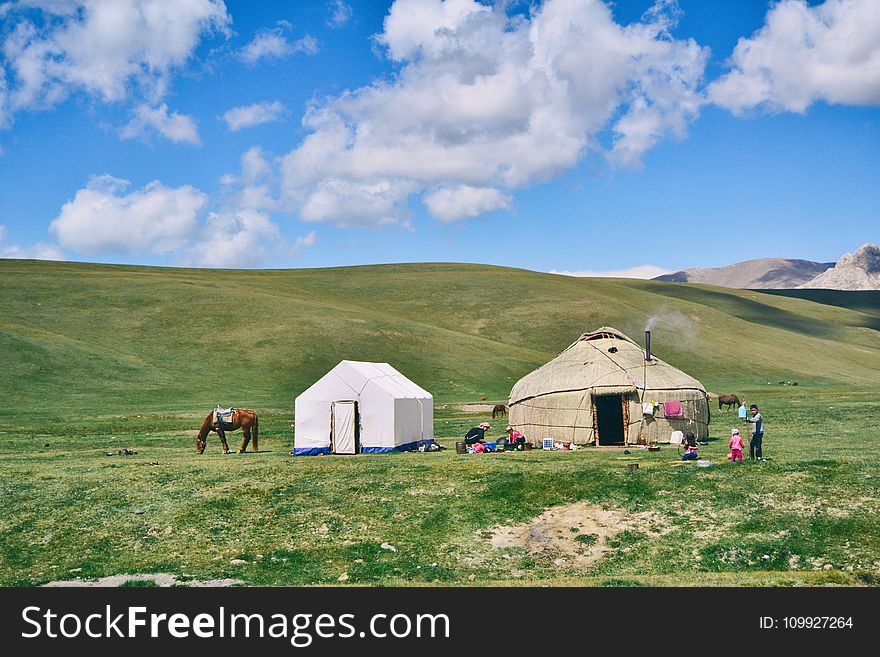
[0,224,66,260]
[121,103,201,145]
[280,0,708,226]
[239,29,318,65]
[0,0,230,125]
[328,0,353,28]
[295,229,317,249]
[221,100,287,131]
[219,146,279,212]
[550,264,671,279]
[422,185,512,222]
[46,168,296,266]
[49,175,207,255]
[299,178,416,227]
[709,0,880,114]
[186,208,283,267]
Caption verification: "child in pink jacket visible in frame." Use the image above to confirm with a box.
[729,428,744,461]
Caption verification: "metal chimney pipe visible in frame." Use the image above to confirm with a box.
[645,330,652,361]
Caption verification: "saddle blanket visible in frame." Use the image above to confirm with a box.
[214,406,235,427]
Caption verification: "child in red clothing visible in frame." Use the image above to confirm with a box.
[729,428,744,461]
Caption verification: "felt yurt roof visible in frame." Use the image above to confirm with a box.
[509,327,705,404]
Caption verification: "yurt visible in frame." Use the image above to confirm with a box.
[508,327,709,446]
[293,360,434,455]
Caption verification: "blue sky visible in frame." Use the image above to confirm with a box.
[0,0,877,274]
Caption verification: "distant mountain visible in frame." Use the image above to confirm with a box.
[654,258,834,289]
[798,243,880,291]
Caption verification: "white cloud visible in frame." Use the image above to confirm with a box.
[221,100,287,131]
[0,224,66,259]
[294,229,317,249]
[299,178,416,227]
[422,185,512,222]
[550,265,671,279]
[121,103,201,145]
[221,146,279,212]
[328,0,353,28]
[239,30,318,65]
[186,209,283,267]
[0,0,230,125]
[709,0,880,114]
[49,175,207,255]
[240,146,271,184]
[280,0,708,226]
[45,167,296,266]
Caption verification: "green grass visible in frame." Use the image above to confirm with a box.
[0,259,878,586]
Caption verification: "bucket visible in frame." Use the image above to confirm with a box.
[562,441,572,451]
[455,441,467,454]
[522,442,532,451]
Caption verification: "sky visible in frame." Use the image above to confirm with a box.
[0,0,878,275]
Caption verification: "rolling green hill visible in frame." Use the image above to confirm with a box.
[2,259,879,587]
[2,259,878,420]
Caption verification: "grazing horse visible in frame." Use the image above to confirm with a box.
[492,404,508,419]
[717,394,741,411]
[195,408,259,454]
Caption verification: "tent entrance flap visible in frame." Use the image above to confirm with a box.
[595,394,625,446]
[331,401,358,454]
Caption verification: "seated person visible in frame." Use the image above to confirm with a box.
[681,431,699,461]
[503,425,526,451]
[464,422,490,446]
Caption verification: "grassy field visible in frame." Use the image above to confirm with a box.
[1,259,878,586]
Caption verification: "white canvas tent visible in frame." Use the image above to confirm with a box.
[293,360,434,455]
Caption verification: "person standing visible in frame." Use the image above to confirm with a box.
[738,402,748,422]
[745,404,765,460]
[728,428,744,461]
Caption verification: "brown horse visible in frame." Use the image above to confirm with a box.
[492,404,508,419]
[195,408,259,454]
[717,394,741,411]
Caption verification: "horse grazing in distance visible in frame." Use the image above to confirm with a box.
[195,408,259,454]
[492,404,508,419]
[717,394,741,411]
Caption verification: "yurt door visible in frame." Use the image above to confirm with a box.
[331,401,358,454]
[594,394,626,446]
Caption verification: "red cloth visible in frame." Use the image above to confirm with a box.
[663,401,683,418]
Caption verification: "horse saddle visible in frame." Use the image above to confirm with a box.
[214,406,235,428]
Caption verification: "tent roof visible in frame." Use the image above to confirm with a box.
[510,326,705,404]
[298,360,432,401]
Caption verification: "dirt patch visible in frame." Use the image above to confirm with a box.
[43,573,244,587]
[456,404,495,413]
[488,502,669,568]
